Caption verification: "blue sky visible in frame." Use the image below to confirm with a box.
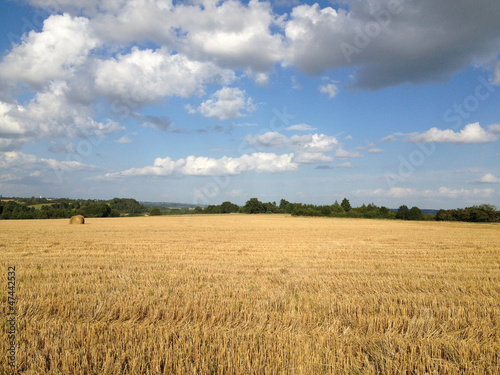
[0,0,499,209]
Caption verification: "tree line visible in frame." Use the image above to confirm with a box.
[192,198,498,223]
[0,198,147,220]
[1,196,498,223]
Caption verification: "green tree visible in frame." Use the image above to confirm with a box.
[220,201,239,213]
[409,206,423,221]
[150,208,162,216]
[279,199,290,210]
[204,205,222,214]
[395,205,410,220]
[320,205,332,215]
[243,198,265,214]
[263,201,279,213]
[340,198,351,212]
[284,203,294,214]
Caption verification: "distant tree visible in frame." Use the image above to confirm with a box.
[108,198,145,214]
[284,203,294,214]
[193,206,203,214]
[150,208,162,216]
[395,205,410,220]
[220,201,239,213]
[279,199,290,210]
[409,206,423,221]
[263,201,279,213]
[435,209,450,221]
[341,198,351,212]
[467,204,496,222]
[204,205,222,214]
[378,206,390,217]
[331,201,343,214]
[321,205,332,215]
[243,198,265,214]
[83,202,111,217]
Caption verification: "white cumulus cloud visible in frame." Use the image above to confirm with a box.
[188,87,255,120]
[103,152,298,178]
[478,173,500,184]
[0,14,98,89]
[407,123,495,144]
[319,82,337,99]
[95,47,235,107]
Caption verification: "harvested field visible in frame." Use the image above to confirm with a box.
[1,215,499,374]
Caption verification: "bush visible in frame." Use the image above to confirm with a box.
[150,208,162,216]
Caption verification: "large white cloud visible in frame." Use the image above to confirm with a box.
[0,14,98,89]
[172,0,286,75]
[103,152,298,178]
[87,0,285,76]
[95,47,235,107]
[0,81,123,144]
[18,0,500,91]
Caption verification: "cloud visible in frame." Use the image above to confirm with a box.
[494,62,500,84]
[188,87,256,120]
[0,82,123,147]
[0,14,98,90]
[173,0,286,74]
[116,134,135,144]
[227,189,244,197]
[477,173,500,184]
[315,165,333,170]
[284,1,500,89]
[354,186,495,199]
[15,0,500,95]
[436,186,495,199]
[26,1,286,78]
[254,73,270,86]
[0,151,97,183]
[48,141,76,154]
[140,115,173,131]
[336,161,353,168]
[245,132,338,153]
[335,148,364,159]
[407,123,496,144]
[381,134,398,142]
[245,131,345,165]
[286,124,316,131]
[245,132,289,149]
[102,152,298,178]
[95,47,235,107]
[368,148,383,154]
[384,123,499,145]
[318,82,337,99]
[293,152,333,164]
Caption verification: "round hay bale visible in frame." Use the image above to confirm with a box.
[69,215,85,224]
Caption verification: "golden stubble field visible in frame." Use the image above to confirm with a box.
[1,215,499,374]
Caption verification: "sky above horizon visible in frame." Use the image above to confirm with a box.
[0,0,499,209]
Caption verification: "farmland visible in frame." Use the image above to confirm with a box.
[1,215,499,374]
